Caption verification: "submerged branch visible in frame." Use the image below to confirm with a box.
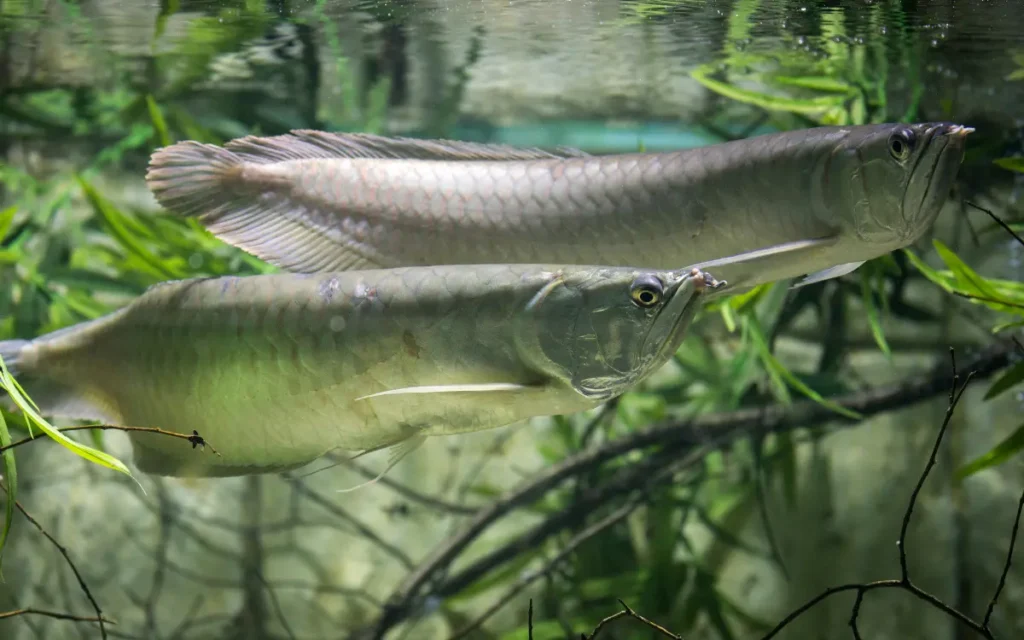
[518,347,1023,639]
[0,480,112,638]
[355,340,1015,639]
[0,425,220,457]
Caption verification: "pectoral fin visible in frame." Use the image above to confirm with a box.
[792,261,865,288]
[690,236,840,290]
[355,382,537,401]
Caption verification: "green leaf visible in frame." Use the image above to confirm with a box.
[933,239,1002,299]
[747,315,862,420]
[154,0,180,41]
[146,94,172,148]
[957,423,1024,479]
[985,361,1024,400]
[993,319,1024,334]
[774,432,798,508]
[691,65,847,115]
[0,357,134,478]
[770,75,853,93]
[77,176,183,280]
[903,248,956,291]
[0,407,15,578]
[994,157,1024,173]
[860,268,891,359]
[0,206,17,243]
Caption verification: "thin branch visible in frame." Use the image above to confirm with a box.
[0,608,114,624]
[585,599,683,639]
[528,599,533,640]
[756,347,1024,640]
[282,475,416,570]
[966,200,1024,248]
[0,480,110,639]
[354,341,1015,639]
[984,487,1024,629]
[0,425,220,456]
[446,496,643,640]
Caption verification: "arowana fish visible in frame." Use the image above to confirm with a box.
[0,264,723,477]
[146,122,971,293]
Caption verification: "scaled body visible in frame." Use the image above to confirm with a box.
[1,265,717,477]
[147,123,970,292]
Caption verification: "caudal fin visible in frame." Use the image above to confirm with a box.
[0,338,117,423]
[146,141,247,220]
[0,339,28,376]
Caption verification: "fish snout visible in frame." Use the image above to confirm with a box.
[902,122,972,240]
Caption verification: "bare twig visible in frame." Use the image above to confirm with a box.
[984,487,1024,630]
[757,348,1023,639]
[446,496,643,640]
[0,608,114,624]
[585,599,683,639]
[966,200,1024,248]
[282,475,416,570]
[528,599,533,640]
[0,480,110,639]
[0,425,220,457]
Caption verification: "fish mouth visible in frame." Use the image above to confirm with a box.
[903,123,972,240]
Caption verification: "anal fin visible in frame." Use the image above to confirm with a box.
[335,434,427,494]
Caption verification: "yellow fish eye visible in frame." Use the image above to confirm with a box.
[888,127,915,162]
[629,275,664,308]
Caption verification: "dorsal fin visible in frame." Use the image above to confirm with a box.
[146,131,590,274]
[223,129,590,163]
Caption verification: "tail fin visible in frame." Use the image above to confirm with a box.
[0,338,116,423]
[0,339,29,376]
[146,141,247,219]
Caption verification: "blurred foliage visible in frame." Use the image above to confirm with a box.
[0,1,1022,638]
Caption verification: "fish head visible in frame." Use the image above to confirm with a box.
[824,122,970,248]
[520,267,724,401]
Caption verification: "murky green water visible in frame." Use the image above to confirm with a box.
[2,2,1024,640]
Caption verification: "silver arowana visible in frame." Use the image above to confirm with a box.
[0,265,722,478]
[147,122,971,293]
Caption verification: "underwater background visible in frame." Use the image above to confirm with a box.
[2,1,1024,638]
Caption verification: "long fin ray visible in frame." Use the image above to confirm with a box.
[792,261,866,288]
[335,435,427,494]
[690,236,841,290]
[355,382,536,401]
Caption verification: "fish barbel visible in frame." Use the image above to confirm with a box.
[0,264,722,478]
[147,123,971,292]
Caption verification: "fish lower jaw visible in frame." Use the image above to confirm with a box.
[573,378,635,401]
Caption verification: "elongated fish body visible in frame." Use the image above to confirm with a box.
[0,265,721,477]
[147,123,970,292]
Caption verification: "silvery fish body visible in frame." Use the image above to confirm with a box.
[0,264,719,477]
[146,123,970,293]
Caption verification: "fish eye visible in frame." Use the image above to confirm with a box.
[629,275,664,308]
[888,128,915,161]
